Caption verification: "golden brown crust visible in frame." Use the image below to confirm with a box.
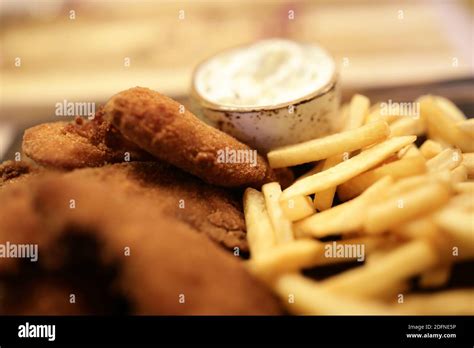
[62,162,249,251]
[1,280,93,315]
[105,87,279,187]
[0,160,41,187]
[22,110,151,170]
[0,171,282,315]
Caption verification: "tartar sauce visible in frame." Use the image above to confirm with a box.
[194,39,336,108]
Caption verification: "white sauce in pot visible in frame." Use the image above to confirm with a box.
[194,39,336,108]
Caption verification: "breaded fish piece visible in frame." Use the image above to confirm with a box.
[1,280,93,315]
[105,87,287,188]
[0,173,282,315]
[0,160,42,188]
[0,160,248,251]
[62,162,248,251]
[22,108,151,170]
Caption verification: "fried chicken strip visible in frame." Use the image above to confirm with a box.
[105,87,288,188]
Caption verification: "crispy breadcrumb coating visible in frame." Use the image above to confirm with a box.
[22,108,151,169]
[105,87,288,188]
[0,170,282,315]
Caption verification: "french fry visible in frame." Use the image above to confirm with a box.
[434,208,474,254]
[431,169,456,184]
[389,117,425,136]
[244,94,472,316]
[430,136,452,149]
[419,95,474,152]
[419,265,451,289]
[420,139,444,159]
[450,164,468,183]
[273,274,391,315]
[321,240,439,298]
[243,188,276,257]
[456,119,474,138]
[441,236,474,262]
[381,154,399,165]
[246,240,324,280]
[364,104,382,124]
[393,217,438,241]
[462,153,474,177]
[313,154,344,211]
[366,243,403,265]
[338,156,426,201]
[249,237,389,281]
[296,161,324,181]
[347,94,370,130]
[384,173,449,200]
[454,181,474,194]
[398,144,423,159]
[364,182,451,235]
[262,182,294,244]
[295,177,393,238]
[374,281,411,302]
[395,290,474,315]
[311,95,363,210]
[426,148,462,172]
[449,193,474,211]
[313,186,337,211]
[434,96,467,122]
[281,136,416,199]
[365,104,400,124]
[267,120,389,168]
[331,236,393,260]
[280,195,315,221]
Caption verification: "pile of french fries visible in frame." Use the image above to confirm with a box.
[244,94,474,315]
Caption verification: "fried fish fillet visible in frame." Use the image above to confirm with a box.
[61,162,249,251]
[0,161,248,251]
[1,280,94,315]
[22,108,151,170]
[105,87,289,188]
[0,172,282,315]
[0,160,42,188]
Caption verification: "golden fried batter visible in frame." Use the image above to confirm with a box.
[22,108,151,170]
[105,87,286,188]
[0,160,43,188]
[0,173,282,315]
[1,280,92,315]
[61,162,248,251]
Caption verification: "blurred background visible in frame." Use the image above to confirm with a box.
[0,0,473,159]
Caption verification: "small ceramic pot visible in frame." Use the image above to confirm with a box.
[191,45,342,153]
